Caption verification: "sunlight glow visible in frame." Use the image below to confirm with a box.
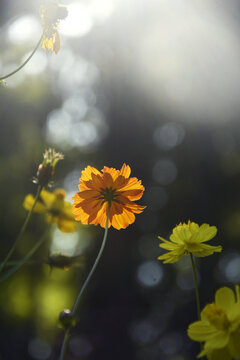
[8,15,41,44]
[59,3,93,37]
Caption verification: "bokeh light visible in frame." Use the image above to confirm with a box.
[136,261,163,288]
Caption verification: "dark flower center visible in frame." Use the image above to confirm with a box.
[99,187,120,204]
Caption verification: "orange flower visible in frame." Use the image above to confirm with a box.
[72,164,146,229]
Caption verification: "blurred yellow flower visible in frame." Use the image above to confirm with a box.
[158,221,222,263]
[23,189,77,233]
[188,286,240,359]
[40,3,68,55]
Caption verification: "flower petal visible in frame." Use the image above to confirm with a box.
[57,217,76,233]
[80,166,101,181]
[188,320,217,342]
[192,244,222,257]
[190,225,217,243]
[40,189,56,207]
[215,287,235,311]
[23,194,46,213]
[119,163,131,178]
[111,204,136,229]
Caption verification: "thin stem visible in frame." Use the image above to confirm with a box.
[0,230,49,283]
[190,253,201,320]
[59,208,110,360]
[0,185,43,274]
[190,254,206,357]
[0,34,44,81]
[59,329,70,360]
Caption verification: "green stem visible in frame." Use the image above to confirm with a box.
[0,185,43,274]
[190,253,201,320]
[0,34,44,81]
[59,208,110,360]
[59,328,70,360]
[0,230,49,283]
[190,254,206,357]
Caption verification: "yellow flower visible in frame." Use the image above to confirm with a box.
[23,189,77,233]
[40,4,68,55]
[158,221,222,263]
[188,286,240,360]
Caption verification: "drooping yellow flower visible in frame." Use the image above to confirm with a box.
[23,189,77,232]
[40,3,68,55]
[188,286,240,360]
[158,221,222,263]
[72,164,146,230]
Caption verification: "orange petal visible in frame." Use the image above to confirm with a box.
[111,206,136,229]
[117,177,144,192]
[73,190,99,202]
[118,188,144,201]
[73,207,90,224]
[102,166,120,181]
[113,175,129,190]
[79,173,105,192]
[88,202,109,227]
[119,164,131,178]
[80,166,101,182]
[117,195,146,213]
[73,198,100,214]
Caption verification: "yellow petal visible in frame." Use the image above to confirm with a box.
[198,347,232,360]
[57,218,76,233]
[215,287,235,311]
[192,244,222,257]
[53,31,60,55]
[190,226,217,243]
[23,194,46,213]
[188,320,216,341]
[204,331,229,351]
[40,189,56,207]
[229,328,240,358]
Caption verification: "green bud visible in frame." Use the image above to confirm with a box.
[33,148,64,187]
[59,309,76,329]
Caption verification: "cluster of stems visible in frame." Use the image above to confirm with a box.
[0,185,45,282]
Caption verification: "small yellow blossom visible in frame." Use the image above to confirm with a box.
[23,188,77,233]
[158,221,222,263]
[188,286,240,359]
[40,3,68,55]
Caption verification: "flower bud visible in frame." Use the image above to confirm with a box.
[59,309,76,329]
[33,148,64,187]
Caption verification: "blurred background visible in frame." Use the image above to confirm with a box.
[1,0,240,359]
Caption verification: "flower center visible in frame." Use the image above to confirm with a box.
[203,304,230,331]
[99,187,119,204]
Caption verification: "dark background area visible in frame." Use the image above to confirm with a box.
[1,0,240,359]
